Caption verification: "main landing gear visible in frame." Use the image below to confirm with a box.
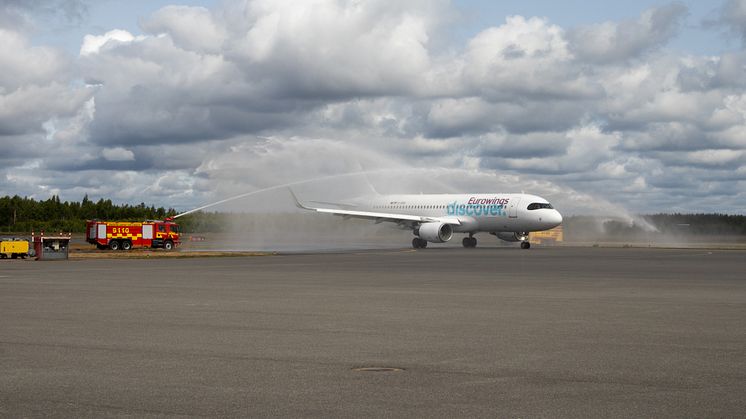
[412,238,428,249]
[462,236,477,248]
[520,241,531,249]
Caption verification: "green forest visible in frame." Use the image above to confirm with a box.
[0,195,176,233]
[2,195,746,235]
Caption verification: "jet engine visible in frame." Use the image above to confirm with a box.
[495,232,528,242]
[416,222,453,243]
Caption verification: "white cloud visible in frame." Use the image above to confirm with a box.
[568,3,687,63]
[102,147,135,161]
[0,28,68,88]
[142,6,226,54]
[679,149,745,167]
[2,0,746,213]
[462,16,600,100]
[80,29,145,56]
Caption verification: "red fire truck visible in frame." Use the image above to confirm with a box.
[86,219,181,250]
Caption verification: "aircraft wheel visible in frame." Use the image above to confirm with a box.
[520,241,531,249]
[412,238,427,249]
[462,237,477,248]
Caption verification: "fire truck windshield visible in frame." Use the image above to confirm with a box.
[170,225,179,233]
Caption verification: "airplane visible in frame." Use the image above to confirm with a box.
[290,189,562,249]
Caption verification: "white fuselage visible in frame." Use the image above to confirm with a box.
[359,193,562,233]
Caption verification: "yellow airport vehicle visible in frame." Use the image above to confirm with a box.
[1,238,31,259]
[530,226,564,245]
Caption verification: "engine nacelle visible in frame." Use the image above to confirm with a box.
[495,232,528,242]
[416,222,453,243]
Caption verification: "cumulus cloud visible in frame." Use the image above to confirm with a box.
[568,3,688,63]
[141,6,227,54]
[2,0,746,214]
[102,147,135,161]
[221,0,440,97]
[0,28,92,161]
[463,16,601,100]
[80,29,145,56]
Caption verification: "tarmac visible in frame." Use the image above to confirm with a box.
[1,246,745,417]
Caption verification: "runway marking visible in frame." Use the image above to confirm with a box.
[352,367,404,372]
[352,249,417,255]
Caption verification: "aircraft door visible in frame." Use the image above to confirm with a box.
[508,196,521,218]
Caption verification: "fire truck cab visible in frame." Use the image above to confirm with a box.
[86,220,181,251]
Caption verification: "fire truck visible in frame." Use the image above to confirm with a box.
[86,219,181,250]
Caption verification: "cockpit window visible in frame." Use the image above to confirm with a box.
[527,202,553,210]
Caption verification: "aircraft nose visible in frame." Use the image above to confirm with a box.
[550,210,563,227]
[543,210,562,228]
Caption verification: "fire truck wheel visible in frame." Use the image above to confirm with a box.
[164,240,174,251]
[109,240,120,251]
[121,240,132,251]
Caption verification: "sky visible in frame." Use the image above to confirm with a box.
[2,0,746,215]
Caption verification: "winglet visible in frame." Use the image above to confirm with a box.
[288,188,313,210]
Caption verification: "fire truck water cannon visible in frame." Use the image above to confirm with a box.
[86,220,181,251]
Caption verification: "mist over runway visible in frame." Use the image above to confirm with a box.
[2,247,745,417]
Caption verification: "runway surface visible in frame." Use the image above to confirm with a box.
[1,247,745,417]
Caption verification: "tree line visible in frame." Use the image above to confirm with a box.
[563,213,746,239]
[0,195,176,233]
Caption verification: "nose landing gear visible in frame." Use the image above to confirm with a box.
[520,241,531,249]
[462,236,477,248]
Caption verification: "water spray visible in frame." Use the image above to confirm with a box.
[174,166,655,232]
[173,169,386,218]
[173,166,504,219]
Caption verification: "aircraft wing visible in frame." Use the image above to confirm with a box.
[289,189,461,227]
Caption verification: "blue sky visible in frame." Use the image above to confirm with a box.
[455,0,736,55]
[3,0,746,215]
[33,0,219,51]
[34,0,738,56]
